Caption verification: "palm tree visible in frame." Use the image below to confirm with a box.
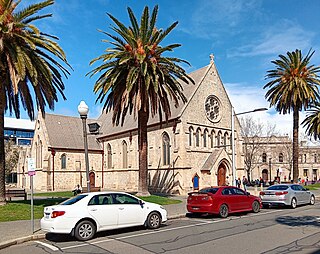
[88,5,194,195]
[264,49,320,183]
[0,0,71,202]
[302,102,320,140]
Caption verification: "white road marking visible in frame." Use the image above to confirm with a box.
[59,210,283,251]
[35,241,59,251]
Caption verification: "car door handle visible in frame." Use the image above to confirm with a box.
[119,207,124,210]
[90,208,97,211]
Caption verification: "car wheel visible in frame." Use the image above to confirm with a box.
[291,198,297,209]
[146,212,161,229]
[252,201,260,213]
[74,220,96,241]
[310,195,315,205]
[219,204,229,218]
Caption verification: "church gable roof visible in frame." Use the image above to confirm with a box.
[98,65,209,138]
[43,113,102,151]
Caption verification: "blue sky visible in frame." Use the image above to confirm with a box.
[11,0,320,135]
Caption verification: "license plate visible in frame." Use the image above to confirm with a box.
[192,207,200,210]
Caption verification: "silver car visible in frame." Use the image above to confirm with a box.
[259,184,315,208]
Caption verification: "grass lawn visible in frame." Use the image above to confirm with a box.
[0,198,67,222]
[34,191,74,198]
[306,182,320,190]
[138,195,181,205]
[0,192,181,222]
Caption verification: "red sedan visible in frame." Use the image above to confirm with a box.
[187,186,262,218]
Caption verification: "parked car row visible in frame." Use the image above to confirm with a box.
[40,184,315,241]
[187,184,315,218]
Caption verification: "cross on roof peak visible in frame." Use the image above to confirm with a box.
[210,53,214,63]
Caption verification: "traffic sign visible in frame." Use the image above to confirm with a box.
[27,158,36,176]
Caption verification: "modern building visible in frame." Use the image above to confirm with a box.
[4,117,35,185]
[4,117,35,145]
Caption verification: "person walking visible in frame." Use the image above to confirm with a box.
[236,178,241,188]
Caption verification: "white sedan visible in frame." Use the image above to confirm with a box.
[41,191,167,241]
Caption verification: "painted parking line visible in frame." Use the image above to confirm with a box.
[34,241,59,251]
[59,210,283,251]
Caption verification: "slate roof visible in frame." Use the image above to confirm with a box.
[97,64,211,138]
[200,149,224,171]
[43,113,102,151]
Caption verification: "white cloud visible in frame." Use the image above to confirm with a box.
[179,0,262,39]
[89,105,103,119]
[224,82,268,113]
[224,82,315,136]
[227,21,314,58]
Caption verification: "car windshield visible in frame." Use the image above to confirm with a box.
[60,194,87,205]
[199,188,219,194]
[267,185,289,191]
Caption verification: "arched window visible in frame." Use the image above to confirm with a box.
[195,128,201,147]
[107,144,112,169]
[203,129,208,148]
[216,131,222,147]
[61,154,66,169]
[122,141,128,168]
[211,130,215,148]
[162,132,170,165]
[189,127,193,147]
[279,153,283,162]
[39,140,43,168]
[223,132,228,147]
[262,153,267,163]
[35,141,38,167]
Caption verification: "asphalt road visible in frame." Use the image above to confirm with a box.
[2,204,320,254]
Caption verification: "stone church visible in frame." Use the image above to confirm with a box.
[18,57,244,195]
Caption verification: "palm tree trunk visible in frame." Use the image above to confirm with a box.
[137,109,150,196]
[0,87,6,203]
[292,108,299,183]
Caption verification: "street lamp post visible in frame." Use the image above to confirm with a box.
[78,101,90,192]
[231,107,268,186]
[269,157,272,185]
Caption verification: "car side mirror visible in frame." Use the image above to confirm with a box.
[305,188,309,191]
[139,199,145,206]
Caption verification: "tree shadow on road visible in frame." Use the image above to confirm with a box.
[276,215,320,227]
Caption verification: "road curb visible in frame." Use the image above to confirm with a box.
[168,214,186,220]
[0,233,46,250]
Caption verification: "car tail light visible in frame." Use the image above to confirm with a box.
[275,191,288,196]
[259,191,265,196]
[51,211,65,218]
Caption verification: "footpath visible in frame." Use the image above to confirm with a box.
[0,188,319,250]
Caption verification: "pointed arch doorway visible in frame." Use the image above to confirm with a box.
[89,172,95,188]
[217,163,227,186]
